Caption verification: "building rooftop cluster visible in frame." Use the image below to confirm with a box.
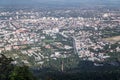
[0,7,120,67]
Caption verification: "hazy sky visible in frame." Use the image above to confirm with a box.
[0,0,119,3]
[0,0,120,6]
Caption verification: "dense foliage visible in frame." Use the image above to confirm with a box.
[0,54,36,80]
[35,63,120,80]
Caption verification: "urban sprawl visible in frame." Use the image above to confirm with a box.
[0,7,120,68]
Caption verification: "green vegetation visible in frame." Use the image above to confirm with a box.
[2,50,31,66]
[0,54,36,80]
[101,27,120,38]
[37,70,120,80]
[36,60,120,80]
[43,40,54,44]
[42,54,79,71]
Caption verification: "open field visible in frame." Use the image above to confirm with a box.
[104,36,120,42]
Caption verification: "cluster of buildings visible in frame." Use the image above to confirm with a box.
[0,7,120,67]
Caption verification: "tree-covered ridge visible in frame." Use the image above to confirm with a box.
[0,54,36,80]
[34,60,120,80]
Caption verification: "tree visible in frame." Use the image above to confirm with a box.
[0,54,13,80]
[9,66,36,80]
[0,54,36,80]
